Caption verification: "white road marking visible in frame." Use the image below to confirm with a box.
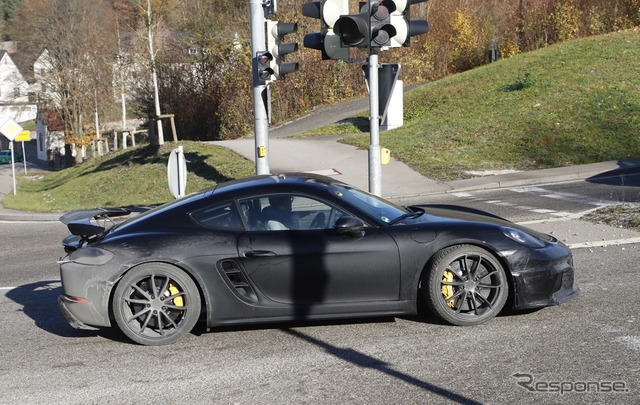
[531,208,556,214]
[518,208,600,224]
[508,186,620,207]
[453,186,622,218]
[615,336,640,352]
[0,287,16,290]
[567,237,640,249]
[452,193,574,217]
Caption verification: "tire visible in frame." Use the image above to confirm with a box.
[112,263,201,345]
[424,245,508,326]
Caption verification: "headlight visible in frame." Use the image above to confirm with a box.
[69,247,115,265]
[501,227,546,248]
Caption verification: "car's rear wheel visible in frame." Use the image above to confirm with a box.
[424,245,508,326]
[113,263,201,345]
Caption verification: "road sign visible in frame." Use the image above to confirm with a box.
[0,118,23,141]
[362,63,401,126]
[15,131,30,141]
[167,145,187,199]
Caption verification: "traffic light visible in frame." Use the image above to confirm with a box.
[332,2,370,47]
[389,0,430,47]
[302,0,349,60]
[333,1,398,48]
[255,51,275,85]
[332,1,429,49]
[264,0,276,16]
[369,1,397,47]
[266,20,300,80]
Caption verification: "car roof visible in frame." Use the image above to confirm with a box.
[212,173,348,196]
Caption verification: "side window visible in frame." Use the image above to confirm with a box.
[191,202,243,231]
[238,194,349,231]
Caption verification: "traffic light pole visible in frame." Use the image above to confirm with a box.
[368,51,382,196]
[303,0,429,196]
[249,0,270,175]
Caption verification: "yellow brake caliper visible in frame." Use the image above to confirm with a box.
[442,268,455,308]
[169,282,184,308]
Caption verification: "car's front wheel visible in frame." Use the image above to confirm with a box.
[113,263,201,345]
[424,245,508,326]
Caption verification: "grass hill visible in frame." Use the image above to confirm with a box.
[3,142,255,212]
[332,29,640,180]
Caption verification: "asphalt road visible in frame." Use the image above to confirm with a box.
[408,173,640,224]
[1,182,639,404]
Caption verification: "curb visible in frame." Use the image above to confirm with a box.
[0,210,61,222]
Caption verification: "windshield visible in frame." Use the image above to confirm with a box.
[329,184,408,224]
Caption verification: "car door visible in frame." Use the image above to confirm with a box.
[236,194,401,306]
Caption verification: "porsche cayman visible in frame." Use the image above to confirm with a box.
[58,173,579,345]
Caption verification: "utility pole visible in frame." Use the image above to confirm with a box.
[368,51,382,196]
[249,0,271,175]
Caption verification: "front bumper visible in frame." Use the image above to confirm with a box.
[508,243,580,310]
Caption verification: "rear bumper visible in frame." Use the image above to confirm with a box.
[58,259,119,329]
[57,295,101,330]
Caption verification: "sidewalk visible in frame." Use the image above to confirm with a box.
[213,134,640,202]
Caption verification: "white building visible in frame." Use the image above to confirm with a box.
[0,51,37,125]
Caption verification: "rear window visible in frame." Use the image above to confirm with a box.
[190,202,243,231]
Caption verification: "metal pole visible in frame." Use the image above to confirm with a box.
[21,140,27,174]
[249,0,270,175]
[177,145,184,198]
[368,51,382,196]
[10,140,16,195]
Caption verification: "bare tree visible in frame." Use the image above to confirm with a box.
[15,0,116,164]
[119,0,175,145]
[146,0,164,145]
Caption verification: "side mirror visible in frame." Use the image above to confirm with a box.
[334,216,365,238]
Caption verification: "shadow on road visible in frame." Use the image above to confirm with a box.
[283,328,484,405]
[587,158,640,187]
[4,280,110,339]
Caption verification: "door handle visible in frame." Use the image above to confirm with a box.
[243,250,276,257]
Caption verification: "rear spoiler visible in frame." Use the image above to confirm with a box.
[60,207,132,238]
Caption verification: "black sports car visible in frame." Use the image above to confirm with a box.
[58,173,579,345]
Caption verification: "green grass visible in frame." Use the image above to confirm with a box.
[3,141,255,212]
[314,30,640,181]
